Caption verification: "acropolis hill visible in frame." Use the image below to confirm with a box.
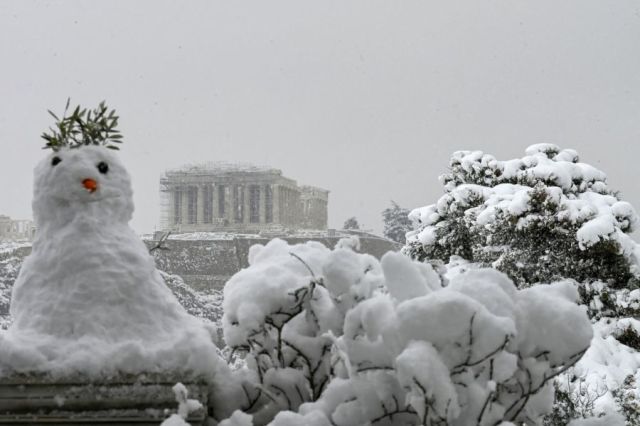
[152,162,398,291]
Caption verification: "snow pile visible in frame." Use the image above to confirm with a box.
[542,316,640,425]
[160,383,205,426]
[567,412,626,426]
[0,146,224,381]
[0,248,223,334]
[405,144,640,287]
[220,238,592,425]
[564,318,640,416]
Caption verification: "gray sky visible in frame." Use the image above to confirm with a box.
[1,1,639,235]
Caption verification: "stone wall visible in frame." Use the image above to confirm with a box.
[145,234,399,292]
[1,235,399,295]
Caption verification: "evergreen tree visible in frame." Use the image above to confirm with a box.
[382,201,412,243]
[403,144,640,288]
[342,216,360,230]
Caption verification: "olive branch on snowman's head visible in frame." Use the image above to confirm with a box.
[41,99,123,151]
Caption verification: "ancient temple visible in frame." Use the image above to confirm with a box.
[0,215,34,241]
[159,163,328,233]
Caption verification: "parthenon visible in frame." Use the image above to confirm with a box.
[159,163,328,233]
[0,215,34,241]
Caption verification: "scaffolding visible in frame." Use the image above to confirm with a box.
[158,162,329,233]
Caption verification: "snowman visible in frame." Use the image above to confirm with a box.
[2,143,223,380]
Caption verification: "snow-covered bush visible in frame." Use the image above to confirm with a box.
[612,375,640,426]
[404,144,640,288]
[160,271,223,325]
[568,281,640,323]
[0,249,23,329]
[543,373,607,425]
[546,317,640,424]
[221,238,592,425]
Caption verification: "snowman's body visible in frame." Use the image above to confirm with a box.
[3,146,220,379]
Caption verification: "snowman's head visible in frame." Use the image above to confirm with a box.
[33,145,134,227]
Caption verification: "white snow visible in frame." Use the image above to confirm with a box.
[159,382,204,426]
[407,145,639,265]
[567,412,626,426]
[223,239,332,347]
[2,143,635,425]
[0,241,31,255]
[570,317,640,414]
[0,146,224,380]
[396,340,460,421]
[269,410,331,426]
[515,282,593,365]
[222,239,593,425]
[218,410,254,426]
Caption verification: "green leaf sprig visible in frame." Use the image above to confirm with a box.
[41,99,123,151]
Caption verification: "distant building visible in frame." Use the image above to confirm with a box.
[159,163,328,233]
[0,215,35,241]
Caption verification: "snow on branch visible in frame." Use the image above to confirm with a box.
[219,238,593,425]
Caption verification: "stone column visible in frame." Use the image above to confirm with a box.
[212,184,219,224]
[273,185,281,225]
[181,187,189,229]
[226,186,234,224]
[167,187,176,227]
[260,184,266,224]
[242,184,250,224]
[198,185,205,226]
[282,187,289,226]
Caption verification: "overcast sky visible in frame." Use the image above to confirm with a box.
[1,1,639,235]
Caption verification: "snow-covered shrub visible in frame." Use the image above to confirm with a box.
[0,251,22,329]
[571,281,640,321]
[160,271,223,324]
[221,238,592,425]
[549,317,640,424]
[614,325,640,351]
[612,375,640,426]
[543,373,607,425]
[404,144,640,288]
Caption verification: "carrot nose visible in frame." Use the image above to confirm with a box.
[82,178,98,193]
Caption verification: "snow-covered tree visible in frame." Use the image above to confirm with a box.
[401,144,640,425]
[342,217,360,230]
[220,237,592,425]
[382,201,412,244]
[404,144,640,289]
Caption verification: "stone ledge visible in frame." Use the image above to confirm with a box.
[0,374,208,425]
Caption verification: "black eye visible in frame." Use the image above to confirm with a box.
[51,156,62,166]
[97,161,109,174]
